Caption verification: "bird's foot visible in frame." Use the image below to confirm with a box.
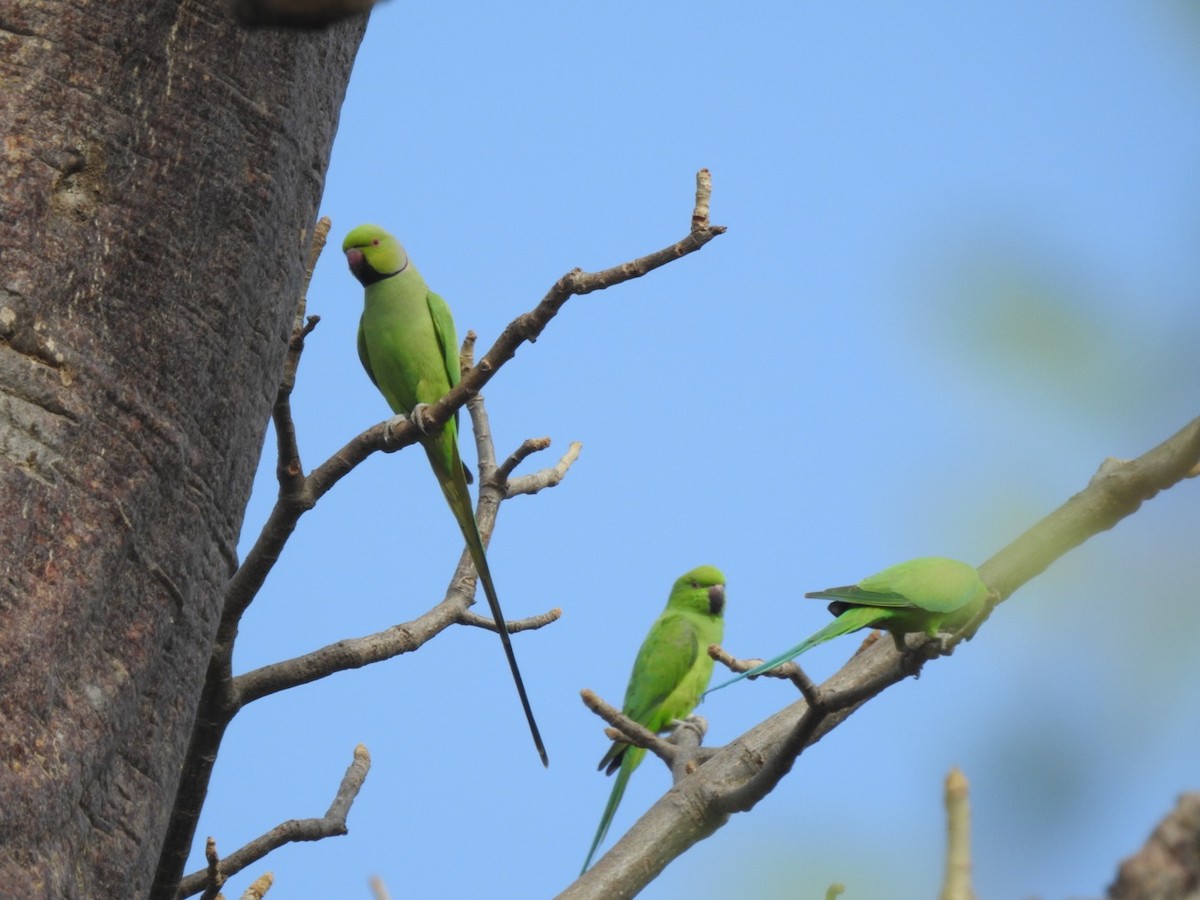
[383,414,409,445]
[669,716,709,744]
[898,634,951,677]
[382,404,434,444]
[899,646,924,678]
[409,402,433,435]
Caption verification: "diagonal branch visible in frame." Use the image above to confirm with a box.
[560,414,1200,900]
[177,745,370,899]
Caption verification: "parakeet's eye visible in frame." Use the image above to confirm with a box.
[689,580,698,588]
[372,238,380,245]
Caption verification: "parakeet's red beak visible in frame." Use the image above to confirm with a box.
[345,246,366,278]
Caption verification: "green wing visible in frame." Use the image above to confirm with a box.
[356,320,378,388]
[623,613,703,726]
[425,290,472,483]
[857,556,984,614]
[426,290,460,390]
[595,612,704,775]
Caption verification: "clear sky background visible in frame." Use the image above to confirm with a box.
[191,3,1199,897]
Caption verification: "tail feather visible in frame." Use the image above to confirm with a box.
[705,605,891,696]
[582,747,644,873]
[427,435,548,767]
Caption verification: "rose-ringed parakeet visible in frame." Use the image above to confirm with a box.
[582,565,727,873]
[708,556,987,693]
[343,224,547,766]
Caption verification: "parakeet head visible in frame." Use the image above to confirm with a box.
[343,224,409,286]
[670,565,726,618]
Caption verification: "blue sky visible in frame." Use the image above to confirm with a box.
[192,3,1200,897]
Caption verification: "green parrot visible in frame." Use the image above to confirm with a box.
[343,223,547,766]
[581,565,727,874]
[708,556,986,693]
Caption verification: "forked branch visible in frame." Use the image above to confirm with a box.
[177,745,370,899]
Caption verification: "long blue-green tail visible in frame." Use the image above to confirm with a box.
[705,606,889,696]
[426,431,548,767]
[582,746,645,873]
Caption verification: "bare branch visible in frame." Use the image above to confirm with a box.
[939,768,975,900]
[580,689,683,770]
[496,437,553,481]
[231,387,565,707]
[561,414,1200,900]
[234,599,463,706]
[507,441,584,497]
[709,642,827,708]
[459,607,563,634]
[176,746,370,899]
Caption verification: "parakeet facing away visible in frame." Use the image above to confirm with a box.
[708,556,986,694]
[581,565,726,874]
[343,224,547,766]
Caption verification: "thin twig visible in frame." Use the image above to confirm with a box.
[458,607,563,634]
[496,437,553,481]
[507,441,584,497]
[580,689,682,769]
[176,746,370,899]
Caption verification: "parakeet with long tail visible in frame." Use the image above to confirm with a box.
[708,556,986,694]
[344,224,547,766]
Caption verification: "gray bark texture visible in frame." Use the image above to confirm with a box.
[0,2,364,896]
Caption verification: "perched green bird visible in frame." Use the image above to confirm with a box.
[582,565,727,874]
[708,556,987,693]
[344,224,547,766]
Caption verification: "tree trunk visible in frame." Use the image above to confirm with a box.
[0,2,364,896]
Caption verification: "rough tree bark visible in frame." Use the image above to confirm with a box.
[0,2,365,896]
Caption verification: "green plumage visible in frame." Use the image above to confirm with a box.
[708,556,986,694]
[343,224,547,766]
[582,565,727,873]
